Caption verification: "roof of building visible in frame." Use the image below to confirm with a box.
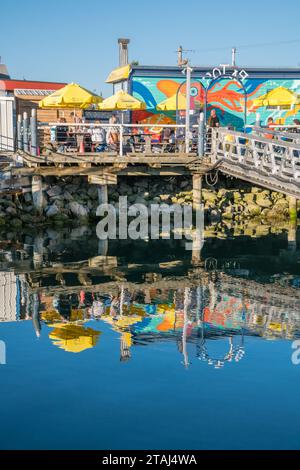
[0,79,66,93]
[106,64,131,83]
[106,64,300,83]
[129,65,300,79]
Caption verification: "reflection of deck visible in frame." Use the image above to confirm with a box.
[11,255,300,319]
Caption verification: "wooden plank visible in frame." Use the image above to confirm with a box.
[88,174,117,185]
[88,256,118,269]
[31,152,198,164]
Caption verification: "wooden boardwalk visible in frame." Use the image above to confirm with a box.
[2,125,300,200]
[9,150,210,177]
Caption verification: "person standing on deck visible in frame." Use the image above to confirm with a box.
[207,109,220,152]
[207,109,220,128]
[70,111,81,124]
[56,117,68,146]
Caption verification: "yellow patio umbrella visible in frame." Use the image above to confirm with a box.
[49,323,101,353]
[157,93,187,111]
[98,90,146,111]
[39,82,102,109]
[253,86,299,108]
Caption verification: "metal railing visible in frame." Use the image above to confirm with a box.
[210,127,300,181]
[0,134,15,152]
[35,122,201,156]
[250,125,300,146]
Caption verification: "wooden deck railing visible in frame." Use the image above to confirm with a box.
[210,127,300,182]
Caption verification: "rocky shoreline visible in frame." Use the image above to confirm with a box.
[0,175,296,229]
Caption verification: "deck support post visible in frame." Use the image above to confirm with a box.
[288,197,298,251]
[32,176,44,214]
[289,196,297,222]
[192,174,204,266]
[97,184,109,256]
[33,234,44,270]
[192,235,201,265]
[97,184,108,206]
[98,239,109,257]
[193,174,203,212]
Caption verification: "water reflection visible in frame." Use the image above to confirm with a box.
[1,225,300,368]
[1,274,300,368]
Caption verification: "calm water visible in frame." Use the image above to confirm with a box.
[0,225,300,450]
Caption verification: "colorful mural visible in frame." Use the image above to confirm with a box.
[132,76,300,129]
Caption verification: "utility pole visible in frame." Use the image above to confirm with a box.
[177,46,183,66]
[176,46,194,66]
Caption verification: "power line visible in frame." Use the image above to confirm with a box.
[195,38,300,53]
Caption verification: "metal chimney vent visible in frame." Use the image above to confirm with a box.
[118,38,130,67]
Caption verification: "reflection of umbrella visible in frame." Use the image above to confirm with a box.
[49,324,101,353]
[101,315,143,348]
[157,93,187,111]
[98,90,146,111]
[253,87,299,107]
[39,83,102,109]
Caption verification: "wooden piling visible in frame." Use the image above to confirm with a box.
[289,196,298,222]
[97,185,108,205]
[31,176,44,214]
[287,197,298,251]
[193,174,203,211]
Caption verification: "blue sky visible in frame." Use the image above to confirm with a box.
[1,0,300,95]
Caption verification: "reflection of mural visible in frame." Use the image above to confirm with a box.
[132,76,300,129]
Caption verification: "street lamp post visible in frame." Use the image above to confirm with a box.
[175,64,193,154]
[185,65,192,154]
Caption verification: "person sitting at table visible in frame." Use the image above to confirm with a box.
[165,130,176,153]
[91,120,106,152]
[107,114,120,150]
[65,127,77,149]
[70,111,81,124]
[56,117,68,150]
[162,127,172,142]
